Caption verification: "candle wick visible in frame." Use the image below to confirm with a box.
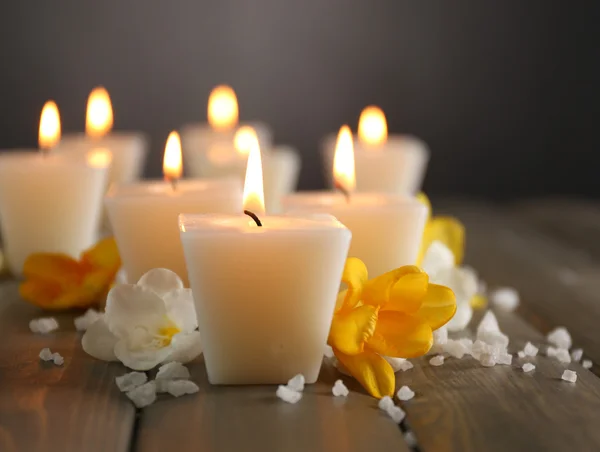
[167,177,178,191]
[244,210,263,227]
[334,182,351,203]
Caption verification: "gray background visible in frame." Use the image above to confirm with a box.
[1,1,598,199]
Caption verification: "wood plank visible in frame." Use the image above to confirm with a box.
[0,281,135,452]
[135,358,411,452]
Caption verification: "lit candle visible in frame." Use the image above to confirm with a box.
[57,86,148,187]
[179,138,351,385]
[0,101,110,275]
[322,106,430,194]
[105,131,242,286]
[181,85,300,213]
[285,125,427,278]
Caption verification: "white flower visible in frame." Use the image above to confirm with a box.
[421,241,478,331]
[82,268,202,370]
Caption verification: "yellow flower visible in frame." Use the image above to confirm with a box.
[19,237,121,310]
[328,258,456,398]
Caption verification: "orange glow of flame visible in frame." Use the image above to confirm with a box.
[163,131,183,182]
[234,125,258,156]
[358,105,388,148]
[208,85,239,131]
[333,125,356,193]
[86,86,113,139]
[39,100,61,151]
[87,148,113,168]
[242,136,265,216]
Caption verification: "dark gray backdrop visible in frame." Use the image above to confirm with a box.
[1,1,598,199]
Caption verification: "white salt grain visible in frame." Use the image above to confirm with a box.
[39,348,53,361]
[517,351,526,358]
[571,348,583,362]
[385,357,407,372]
[29,317,59,334]
[547,327,572,350]
[287,374,305,392]
[396,385,415,401]
[429,355,444,366]
[74,309,103,332]
[444,340,468,359]
[546,346,558,357]
[378,396,394,412]
[155,362,190,381]
[555,348,571,364]
[497,353,513,366]
[479,353,496,367]
[276,385,302,404]
[332,379,349,397]
[52,353,64,366]
[433,326,448,347]
[116,372,148,392]
[324,345,335,359]
[399,360,414,372]
[582,360,593,369]
[561,369,577,383]
[523,342,539,357]
[491,287,520,312]
[477,311,501,335]
[165,380,200,397]
[126,381,157,408]
[387,405,406,423]
[522,363,535,373]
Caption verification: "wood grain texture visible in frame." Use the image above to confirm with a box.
[0,281,135,452]
[135,359,411,452]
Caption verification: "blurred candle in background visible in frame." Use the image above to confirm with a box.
[321,105,430,195]
[0,101,110,275]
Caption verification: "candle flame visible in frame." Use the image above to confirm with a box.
[87,148,113,168]
[86,86,113,139]
[39,100,61,151]
[358,105,387,148]
[163,131,183,182]
[242,136,265,216]
[208,85,239,131]
[234,125,258,156]
[333,125,356,193]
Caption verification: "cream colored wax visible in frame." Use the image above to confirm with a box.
[179,213,351,385]
[105,179,242,286]
[282,193,427,278]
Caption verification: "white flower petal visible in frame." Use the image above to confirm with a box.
[82,319,119,362]
[114,340,173,371]
[137,268,184,296]
[163,289,197,332]
[105,284,167,339]
[164,331,203,364]
[421,241,455,277]
[446,302,473,332]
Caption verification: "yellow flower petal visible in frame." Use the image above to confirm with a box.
[335,349,395,399]
[367,312,433,358]
[423,217,465,266]
[328,304,378,356]
[22,254,84,287]
[470,293,487,309]
[81,237,121,272]
[413,283,457,330]
[384,271,429,313]
[362,266,423,308]
[337,257,368,311]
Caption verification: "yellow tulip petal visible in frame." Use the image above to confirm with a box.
[335,349,395,399]
[22,254,84,287]
[367,311,433,358]
[423,217,465,265]
[384,271,429,313]
[470,293,487,309]
[81,237,121,271]
[338,257,368,311]
[414,283,457,330]
[20,279,63,309]
[362,266,423,308]
[328,305,378,356]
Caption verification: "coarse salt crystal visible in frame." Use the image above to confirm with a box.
[387,405,406,423]
[165,380,200,397]
[399,360,414,372]
[479,353,496,367]
[324,345,335,359]
[126,381,157,408]
[276,385,302,404]
[155,362,190,381]
[522,363,535,373]
[582,360,593,369]
[497,353,513,366]
[561,369,577,383]
[332,379,349,397]
[555,348,571,364]
[385,357,407,372]
[547,327,572,350]
[29,317,59,334]
[523,342,539,357]
[287,374,305,392]
[444,339,468,359]
[433,326,448,346]
[52,353,64,366]
[116,372,148,392]
[39,348,53,361]
[74,309,103,332]
[429,355,444,366]
[517,351,526,358]
[477,311,501,335]
[546,346,558,357]
[491,287,520,312]
[571,348,583,362]
[378,396,394,412]
[478,331,510,348]
[396,385,415,401]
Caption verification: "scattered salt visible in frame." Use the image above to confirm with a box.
[155,362,190,381]
[555,348,571,364]
[74,309,103,332]
[165,380,200,397]
[582,360,593,369]
[398,360,414,372]
[479,353,496,367]
[491,287,520,312]
[276,385,302,404]
[497,353,513,366]
[571,348,583,362]
[561,369,577,383]
[39,348,53,361]
[29,317,59,334]
[332,379,349,397]
[387,405,406,423]
[547,327,572,350]
[477,311,501,335]
[126,381,157,408]
[52,353,64,366]
[116,372,148,392]
[396,385,415,401]
[287,374,305,392]
[378,396,394,412]
[385,357,407,372]
[517,351,526,358]
[433,326,448,347]
[523,342,539,357]
[522,363,535,373]
[444,339,468,359]
[546,346,558,357]
[429,355,445,366]
[324,345,335,359]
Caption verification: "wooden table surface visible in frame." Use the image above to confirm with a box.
[2,197,600,452]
